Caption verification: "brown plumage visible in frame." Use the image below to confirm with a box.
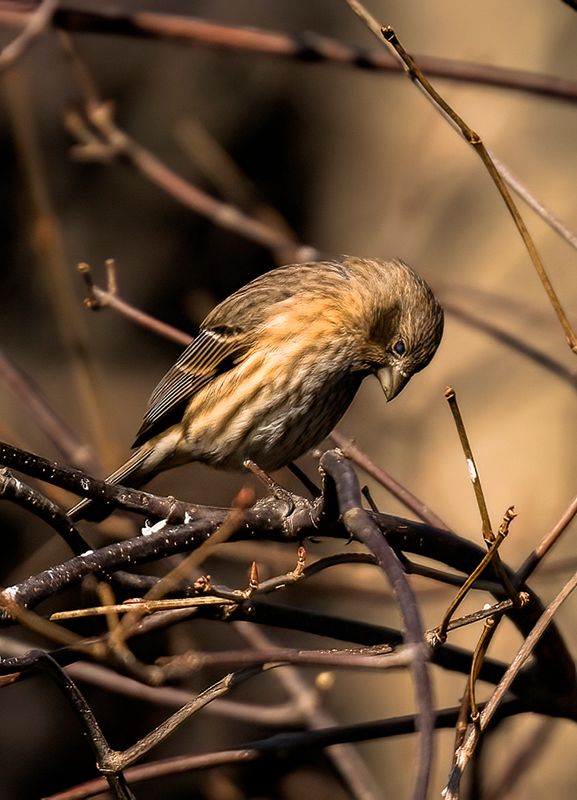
[68,256,443,521]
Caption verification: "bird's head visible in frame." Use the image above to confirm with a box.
[345,257,444,401]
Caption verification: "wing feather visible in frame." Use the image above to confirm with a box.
[132,259,350,448]
[132,327,251,447]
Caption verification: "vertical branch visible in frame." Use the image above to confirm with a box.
[445,568,577,798]
[320,450,435,800]
[2,68,116,462]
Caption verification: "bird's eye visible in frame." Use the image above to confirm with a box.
[392,339,406,356]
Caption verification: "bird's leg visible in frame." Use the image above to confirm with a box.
[243,459,296,512]
[287,462,320,498]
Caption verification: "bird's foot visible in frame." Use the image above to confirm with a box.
[243,459,299,512]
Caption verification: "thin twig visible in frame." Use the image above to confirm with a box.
[58,31,316,262]
[0,0,58,72]
[0,348,99,471]
[433,516,524,646]
[517,491,577,582]
[329,429,451,530]
[157,643,412,676]
[112,667,270,771]
[78,261,192,347]
[344,0,577,351]
[445,388,521,605]
[488,147,577,254]
[445,388,492,539]
[445,568,577,798]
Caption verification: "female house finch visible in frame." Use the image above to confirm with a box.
[69,256,443,521]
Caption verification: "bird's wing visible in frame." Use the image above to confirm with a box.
[132,259,348,448]
[132,326,252,447]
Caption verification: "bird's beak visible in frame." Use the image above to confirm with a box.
[377,365,409,402]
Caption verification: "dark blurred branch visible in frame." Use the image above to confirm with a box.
[0,0,57,72]
[3,67,115,460]
[62,77,317,261]
[43,699,530,800]
[0,468,90,555]
[444,300,577,389]
[0,348,100,471]
[1,4,577,103]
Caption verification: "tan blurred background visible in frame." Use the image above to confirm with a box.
[1,1,577,797]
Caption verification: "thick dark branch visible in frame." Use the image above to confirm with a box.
[43,699,531,800]
[320,449,434,800]
[0,468,90,555]
[0,439,198,520]
[1,442,575,717]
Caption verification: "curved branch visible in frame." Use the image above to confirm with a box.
[0,468,90,556]
[320,450,434,800]
[0,442,575,719]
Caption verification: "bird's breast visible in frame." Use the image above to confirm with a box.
[179,342,362,471]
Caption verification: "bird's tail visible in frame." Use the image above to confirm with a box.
[67,448,154,523]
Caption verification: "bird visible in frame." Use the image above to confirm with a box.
[68,256,444,521]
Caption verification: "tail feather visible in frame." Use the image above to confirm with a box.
[67,448,153,523]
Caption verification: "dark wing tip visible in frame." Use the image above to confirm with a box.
[131,328,252,449]
[131,393,192,448]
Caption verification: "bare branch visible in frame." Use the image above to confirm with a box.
[0,0,58,72]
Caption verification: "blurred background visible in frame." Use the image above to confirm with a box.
[1,1,577,797]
